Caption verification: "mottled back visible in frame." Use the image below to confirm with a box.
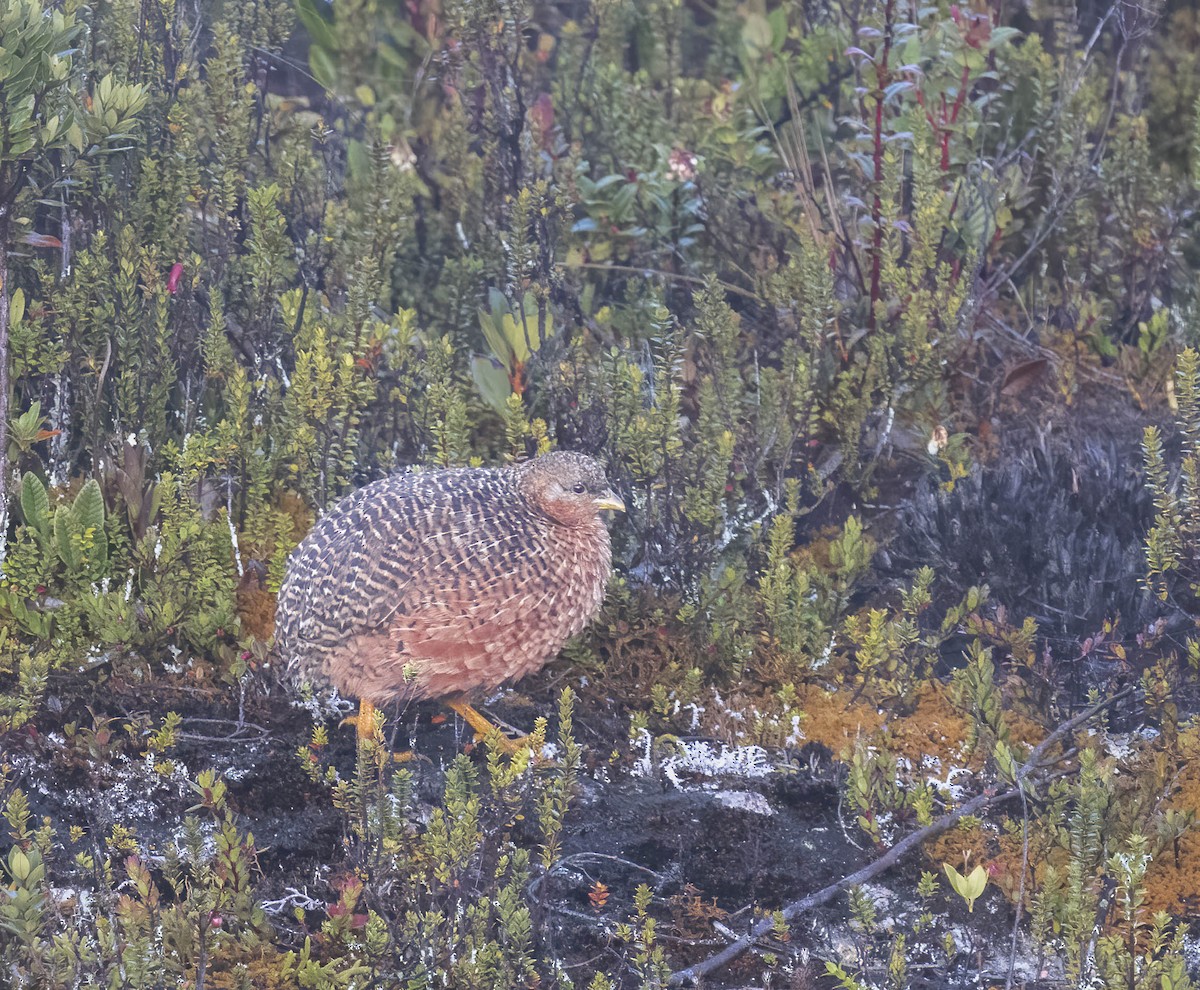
[275,453,617,704]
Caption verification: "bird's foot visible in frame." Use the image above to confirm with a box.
[340,699,415,762]
[446,698,530,755]
[340,698,381,741]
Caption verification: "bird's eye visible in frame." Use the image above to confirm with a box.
[572,482,587,494]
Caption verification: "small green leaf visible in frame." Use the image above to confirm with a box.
[478,310,513,368]
[71,478,105,537]
[944,863,987,912]
[993,740,1017,783]
[741,13,773,55]
[345,138,370,181]
[295,0,338,51]
[54,505,79,571]
[470,354,513,412]
[19,472,50,539]
[8,846,31,882]
[501,312,529,363]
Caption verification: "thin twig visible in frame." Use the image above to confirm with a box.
[667,686,1134,986]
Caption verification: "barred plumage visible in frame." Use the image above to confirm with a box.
[275,452,622,743]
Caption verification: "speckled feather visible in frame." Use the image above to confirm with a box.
[275,452,616,705]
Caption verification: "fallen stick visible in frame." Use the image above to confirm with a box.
[667,686,1135,986]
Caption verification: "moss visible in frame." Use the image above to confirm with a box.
[792,682,973,769]
[1134,723,1200,916]
[236,588,277,644]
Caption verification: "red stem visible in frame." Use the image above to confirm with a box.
[942,63,971,171]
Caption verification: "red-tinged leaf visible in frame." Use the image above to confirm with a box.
[20,233,62,248]
[33,429,62,442]
[529,92,554,136]
[167,262,184,294]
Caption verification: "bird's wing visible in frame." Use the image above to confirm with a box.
[278,473,545,656]
[372,509,550,633]
[282,481,424,644]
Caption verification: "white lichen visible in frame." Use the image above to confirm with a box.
[712,789,774,816]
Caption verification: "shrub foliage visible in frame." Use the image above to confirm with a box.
[3,0,1200,985]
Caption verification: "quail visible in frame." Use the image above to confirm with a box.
[275,452,624,748]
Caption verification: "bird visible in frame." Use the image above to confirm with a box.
[274,451,624,750]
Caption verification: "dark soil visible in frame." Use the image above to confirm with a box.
[4,658,1034,988]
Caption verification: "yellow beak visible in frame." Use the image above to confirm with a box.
[593,491,625,512]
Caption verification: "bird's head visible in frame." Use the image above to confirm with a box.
[518,451,625,526]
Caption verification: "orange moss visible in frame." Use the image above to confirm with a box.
[791,684,885,758]
[205,944,304,989]
[278,490,314,541]
[926,821,993,880]
[795,681,973,769]
[237,491,312,570]
[963,723,1200,918]
[1143,830,1200,915]
[989,829,1065,907]
[1140,723,1200,916]
[1002,706,1049,756]
[793,679,1079,910]
[879,682,975,769]
[233,490,310,643]
[238,588,278,642]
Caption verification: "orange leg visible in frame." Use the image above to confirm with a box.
[341,697,523,758]
[445,697,527,754]
[340,699,413,761]
[340,698,380,741]
[340,700,415,763]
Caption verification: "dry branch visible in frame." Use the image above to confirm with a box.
[667,686,1136,986]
